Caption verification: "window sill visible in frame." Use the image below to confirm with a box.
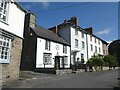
[0,19,9,25]
[0,60,10,64]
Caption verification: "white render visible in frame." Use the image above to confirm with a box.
[0,1,25,38]
[56,24,105,64]
[36,37,70,68]
[70,27,88,64]
[57,25,87,64]
[87,34,103,59]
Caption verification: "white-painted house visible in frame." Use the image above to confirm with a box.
[0,0,26,84]
[49,17,108,66]
[86,30,103,59]
[49,17,88,66]
[21,13,70,73]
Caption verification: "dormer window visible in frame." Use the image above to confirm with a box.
[0,2,9,23]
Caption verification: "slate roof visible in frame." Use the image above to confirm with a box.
[49,22,108,45]
[31,26,70,46]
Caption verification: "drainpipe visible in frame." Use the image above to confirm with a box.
[86,33,89,62]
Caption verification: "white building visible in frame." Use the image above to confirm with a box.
[0,0,26,84]
[85,27,104,59]
[21,13,71,73]
[49,17,108,66]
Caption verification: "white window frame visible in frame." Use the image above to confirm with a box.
[75,39,78,48]
[0,2,9,23]
[81,53,84,60]
[91,44,93,51]
[63,45,67,54]
[95,46,97,53]
[43,53,52,65]
[95,38,97,43]
[82,41,85,49]
[99,47,101,53]
[81,32,84,38]
[98,40,100,45]
[0,35,11,64]
[90,35,92,41]
[75,29,78,36]
[45,40,50,51]
[63,56,68,65]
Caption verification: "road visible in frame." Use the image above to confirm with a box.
[3,69,118,88]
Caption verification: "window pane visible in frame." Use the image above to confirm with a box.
[75,39,78,48]
[0,41,2,45]
[82,41,85,49]
[63,57,68,65]
[43,53,52,65]
[0,36,11,63]
[2,15,6,21]
[1,3,3,7]
[0,2,8,22]
[45,40,50,51]
[0,7,2,12]
[4,2,7,9]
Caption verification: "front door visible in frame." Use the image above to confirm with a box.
[54,56,60,70]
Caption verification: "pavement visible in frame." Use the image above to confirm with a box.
[2,69,119,88]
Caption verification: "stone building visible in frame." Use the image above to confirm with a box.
[0,0,26,85]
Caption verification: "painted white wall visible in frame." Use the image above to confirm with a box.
[0,2,25,38]
[57,25,88,64]
[87,34,103,59]
[36,38,70,68]
[70,27,88,63]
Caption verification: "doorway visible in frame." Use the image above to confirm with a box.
[54,56,60,70]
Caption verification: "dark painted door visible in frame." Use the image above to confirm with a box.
[54,56,60,70]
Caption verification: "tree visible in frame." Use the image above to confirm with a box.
[87,55,105,71]
[108,39,120,67]
[103,55,118,69]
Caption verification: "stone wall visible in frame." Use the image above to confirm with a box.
[56,69,72,74]
[0,36,22,85]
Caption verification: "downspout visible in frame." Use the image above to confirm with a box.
[86,33,89,62]
[70,45,72,69]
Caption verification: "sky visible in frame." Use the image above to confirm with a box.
[19,2,118,43]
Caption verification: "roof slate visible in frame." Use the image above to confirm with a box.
[31,26,70,46]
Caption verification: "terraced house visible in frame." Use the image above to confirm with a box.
[49,17,108,66]
[21,12,71,74]
[0,0,26,84]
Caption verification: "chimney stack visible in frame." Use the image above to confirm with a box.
[70,17,78,26]
[25,11,36,29]
[85,27,93,35]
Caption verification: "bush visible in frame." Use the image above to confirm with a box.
[87,55,105,71]
[81,59,85,64]
[103,55,118,69]
[88,55,105,66]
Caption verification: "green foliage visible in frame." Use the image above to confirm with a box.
[19,71,24,77]
[103,55,118,67]
[87,55,105,66]
[81,59,85,64]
